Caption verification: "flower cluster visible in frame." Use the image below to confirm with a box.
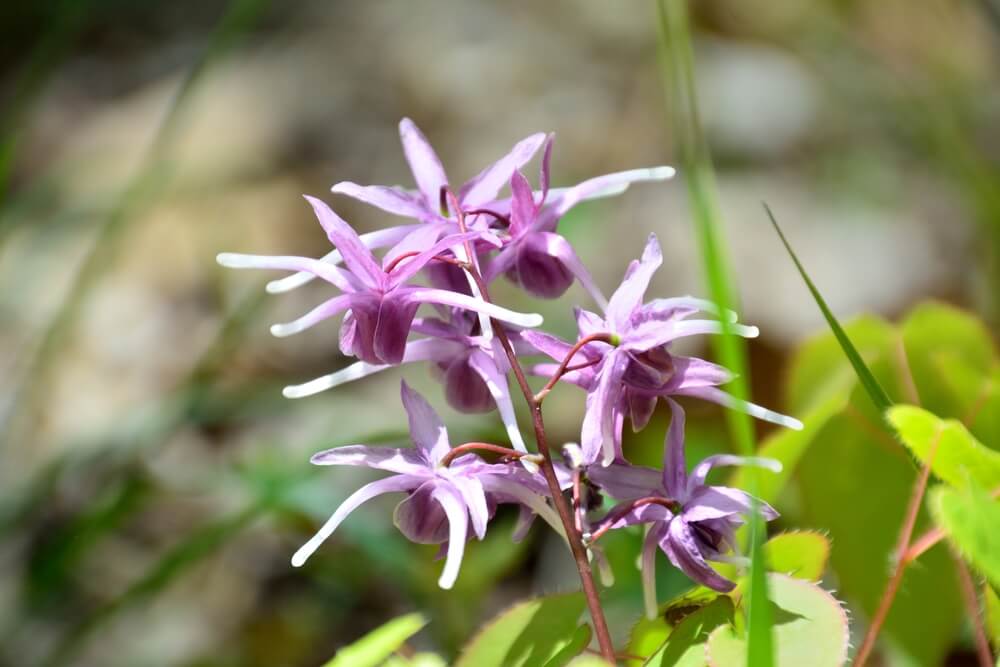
[218,119,802,609]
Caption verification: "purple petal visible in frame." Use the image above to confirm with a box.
[216,252,359,293]
[575,307,607,338]
[581,352,629,466]
[292,475,418,567]
[450,476,490,540]
[506,235,575,300]
[400,380,451,463]
[458,133,547,207]
[625,318,760,350]
[310,444,429,474]
[661,398,687,499]
[528,363,595,389]
[541,166,676,224]
[539,134,554,201]
[512,504,536,543]
[509,170,536,236]
[468,346,528,453]
[331,182,432,220]
[519,330,574,361]
[368,295,420,365]
[674,386,804,431]
[404,287,544,329]
[605,234,663,331]
[303,195,384,289]
[587,462,663,501]
[339,310,358,356]
[686,453,783,498]
[399,118,449,206]
[443,354,493,413]
[270,293,356,338]
[537,232,607,308]
[482,244,519,284]
[387,231,480,288]
[641,523,667,618]
[685,486,779,523]
[382,223,446,269]
[628,391,658,432]
[394,481,450,543]
[661,518,736,592]
[431,484,469,589]
[665,356,735,390]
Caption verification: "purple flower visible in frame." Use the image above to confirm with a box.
[291,382,556,589]
[522,233,802,466]
[281,309,533,454]
[485,137,675,306]
[217,196,544,365]
[589,400,779,612]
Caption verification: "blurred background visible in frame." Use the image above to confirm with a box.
[0,1,997,665]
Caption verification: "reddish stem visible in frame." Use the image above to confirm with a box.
[854,425,945,667]
[439,442,526,468]
[383,250,465,275]
[464,207,511,227]
[444,188,617,663]
[534,333,617,403]
[952,549,994,667]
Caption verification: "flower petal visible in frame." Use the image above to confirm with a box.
[270,293,356,338]
[581,352,629,466]
[399,118,449,206]
[674,386,803,431]
[537,232,607,309]
[400,380,451,463]
[387,231,480,288]
[509,170,536,236]
[291,475,418,567]
[661,398,687,499]
[394,481,451,543]
[458,132,547,207]
[665,356,734,390]
[685,486,778,522]
[628,391,658,432]
[303,195,384,289]
[641,524,666,619]
[310,445,429,475]
[541,166,676,225]
[450,476,490,540]
[587,462,663,501]
[216,252,358,292]
[331,182,432,220]
[661,518,736,593]
[468,347,529,453]
[404,287,544,329]
[605,234,663,330]
[265,225,420,295]
[686,453,783,498]
[431,484,469,589]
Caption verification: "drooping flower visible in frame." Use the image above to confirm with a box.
[217,196,544,365]
[588,399,780,613]
[485,137,675,307]
[281,309,533,453]
[291,382,557,589]
[522,233,802,466]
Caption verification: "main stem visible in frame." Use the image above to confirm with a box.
[446,190,616,663]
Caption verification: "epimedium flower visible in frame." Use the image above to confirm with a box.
[282,309,533,454]
[217,195,544,365]
[291,381,558,589]
[522,233,802,466]
[587,399,780,615]
[485,137,675,308]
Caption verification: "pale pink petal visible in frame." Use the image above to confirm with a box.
[400,118,449,205]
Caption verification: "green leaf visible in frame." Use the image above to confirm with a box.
[322,613,428,667]
[796,408,963,664]
[763,532,830,581]
[543,625,593,667]
[626,587,721,665]
[704,574,848,667]
[930,483,1000,590]
[888,405,1000,490]
[455,592,587,667]
[648,596,735,667]
[764,204,893,414]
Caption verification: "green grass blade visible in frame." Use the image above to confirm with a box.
[656,2,772,665]
[763,203,893,413]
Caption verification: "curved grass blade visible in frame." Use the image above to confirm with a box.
[656,2,772,665]
[764,203,893,413]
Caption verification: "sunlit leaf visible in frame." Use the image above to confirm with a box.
[888,405,1000,490]
[323,613,428,667]
[705,574,848,667]
[930,483,1000,590]
[455,592,587,667]
[763,532,830,582]
[648,596,735,667]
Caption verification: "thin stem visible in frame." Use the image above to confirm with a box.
[534,332,617,404]
[383,250,466,275]
[572,469,584,533]
[443,188,617,663]
[464,207,511,227]
[952,549,993,667]
[854,425,945,667]
[439,442,527,468]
